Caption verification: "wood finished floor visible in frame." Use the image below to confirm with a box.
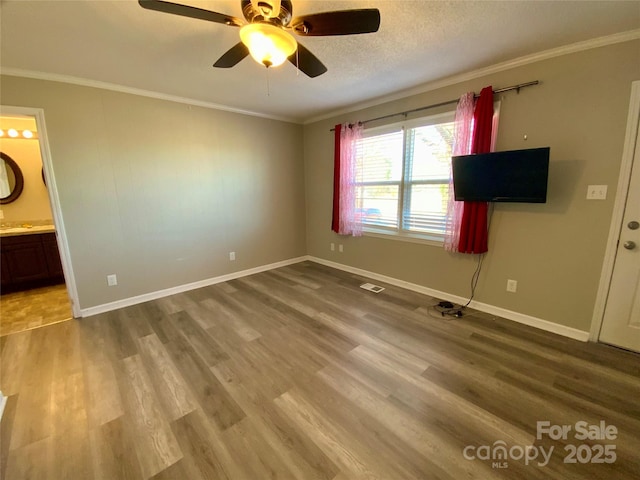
[1,261,639,479]
[0,284,72,337]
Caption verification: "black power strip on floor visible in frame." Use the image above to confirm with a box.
[438,301,454,309]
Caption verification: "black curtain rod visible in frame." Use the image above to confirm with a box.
[329,80,539,131]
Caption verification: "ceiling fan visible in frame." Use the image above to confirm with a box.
[138,0,381,77]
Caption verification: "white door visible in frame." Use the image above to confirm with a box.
[599,83,640,352]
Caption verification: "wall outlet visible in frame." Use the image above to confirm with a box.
[506,279,517,293]
[330,242,335,251]
[229,251,236,261]
[338,244,344,253]
[107,274,117,286]
[586,185,608,200]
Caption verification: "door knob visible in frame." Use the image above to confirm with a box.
[629,221,639,230]
[623,241,636,250]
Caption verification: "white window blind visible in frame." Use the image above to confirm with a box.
[355,113,456,241]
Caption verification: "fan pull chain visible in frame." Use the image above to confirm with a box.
[266,66,270,96]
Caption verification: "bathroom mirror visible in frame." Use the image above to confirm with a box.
[0,152,24,204]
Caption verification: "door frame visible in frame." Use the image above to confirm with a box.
[0,105,81,318]
[590,80,640,341]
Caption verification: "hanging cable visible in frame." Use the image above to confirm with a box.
[431,203,495,319]
[463,253,485,308]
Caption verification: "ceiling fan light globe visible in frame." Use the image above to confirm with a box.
[239,23,297,68]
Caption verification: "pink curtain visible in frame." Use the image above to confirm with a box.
[458,86,494,254]
[444,92,476,252]
[332,122,363,236]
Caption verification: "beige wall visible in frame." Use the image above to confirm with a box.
[0,117,53,222]
[1,40,637,330]
[0,76,306,310]
[304,40,640,333]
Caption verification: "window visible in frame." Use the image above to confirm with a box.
[355,112,456,242]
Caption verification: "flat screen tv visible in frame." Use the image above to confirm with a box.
[452,147,550,203]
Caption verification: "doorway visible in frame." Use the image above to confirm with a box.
[591,81,640,353]
[0,106,80,336]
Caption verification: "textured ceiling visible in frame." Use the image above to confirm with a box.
[1,1,639,123]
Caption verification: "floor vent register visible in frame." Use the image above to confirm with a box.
[360,283,385,294]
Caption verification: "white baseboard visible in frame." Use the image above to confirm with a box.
[79,254,590,342]
[0,391,7,422]
[80,256,309,317]
[307,256,590,342]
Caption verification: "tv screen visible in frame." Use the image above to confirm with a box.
[452,147,550,203]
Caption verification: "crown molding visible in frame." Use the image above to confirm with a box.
[303,29,640,125]
[3,29,638,127]
[0,68,299,124]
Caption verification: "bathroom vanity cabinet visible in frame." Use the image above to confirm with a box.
[1,232,64,293]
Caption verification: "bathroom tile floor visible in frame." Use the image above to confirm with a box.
[0,284,72,337]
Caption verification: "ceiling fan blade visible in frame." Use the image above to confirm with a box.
[290,9,380,36]
[138,0,243,27]
[213,42,250,68]
[288,43,327,78]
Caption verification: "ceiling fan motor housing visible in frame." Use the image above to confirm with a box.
[241,0,292,26]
